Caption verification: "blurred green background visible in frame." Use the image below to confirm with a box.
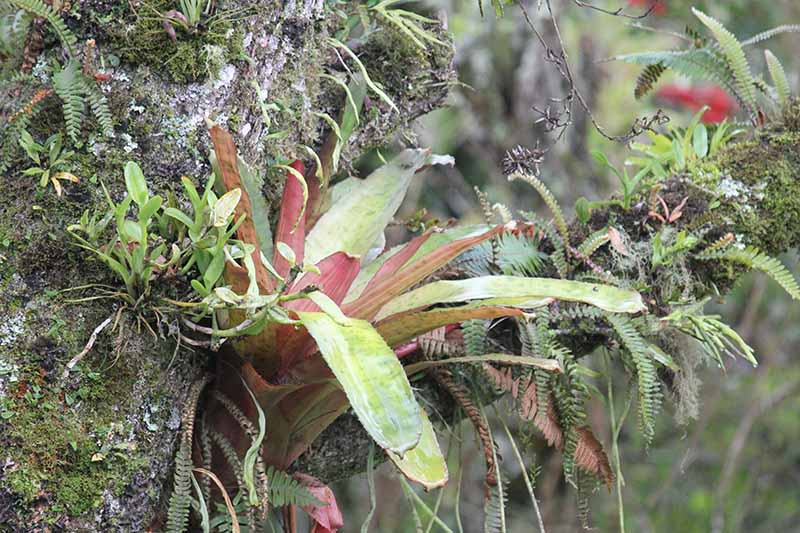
[338,1,800,531]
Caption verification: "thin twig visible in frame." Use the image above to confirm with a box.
[62,314,114,378]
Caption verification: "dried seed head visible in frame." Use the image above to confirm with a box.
[502,144,544,176]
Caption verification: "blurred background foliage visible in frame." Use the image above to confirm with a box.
[338,1,800,531]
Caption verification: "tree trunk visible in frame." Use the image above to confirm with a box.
[0,1,453,530]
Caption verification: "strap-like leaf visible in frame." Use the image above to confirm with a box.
[297,311,424,454]
[375,276,647,320]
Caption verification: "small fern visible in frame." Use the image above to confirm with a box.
[496,232,547,276]
[53,61,85,142]
[764,49,791,108]
[510,172,570,246]
[577,228,611,258]
[8,0,76,56]
[634,63,666,100]
[607,313,662,446]
[483,476,508,533]
[697,245,800,300]
[166,376,210,533]
[52,60,115,142]
[691,8,757,115]
[266,466,324,508]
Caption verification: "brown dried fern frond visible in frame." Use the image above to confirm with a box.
[483,364,614,486]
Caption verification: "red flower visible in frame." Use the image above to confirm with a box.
[655,83,738,123]
[628,0,667,15]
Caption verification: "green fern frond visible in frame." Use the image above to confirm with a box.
[51,60,115,142]
[166,439,194,533]
[266,466,323,508]
[577,228,610,258]
[496,232,547,276]
[764,50,791,108]
[83,80,114,137]
[698,246,800,300]
[462,319,488,356]
[607,314,661,445]
[521,212,569,278]
[692,7,757,115]
[510,172,570,246]
[53,61,85,143]
[552,345,588,484]
[741,24,800,47]
[483,477,508,533]
[617,49,740,107]
[8,0,76,56]
[634,63,666,99]
[166,376,210,533]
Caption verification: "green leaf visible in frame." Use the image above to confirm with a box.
[138,195,163,223]
[122,219,144,243]
[403,354,563,375]
[386,411,447,490]
[164,207,194,228]
[203,252,225,290]
[237,157,273,259]
[375,275,646,320]
[275,241,297,268]
[297,311,423,455]
[575,197,592,224]
[693,123,708,158]
[124,161,149,205]
[304,149,430,265]
[212,188,241,227]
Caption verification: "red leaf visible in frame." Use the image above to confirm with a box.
[293,473,344,533]
[276,252,362,373]
[285,252,361,311]
[343,225,503,320]
[361,232,432,295]
[209,125,274,293]
[273,160,307,279]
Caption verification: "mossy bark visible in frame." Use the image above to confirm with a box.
[0,1,453,530]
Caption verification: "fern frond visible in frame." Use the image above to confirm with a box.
[8,0,76,56]
[53,60,85,143]
[692,7,757,115]
[764,50,791,108]
[607,313,661,445]
[266,467,323,507]
[698,245,800,300]
[576,228,610,259]
[462,319,488,356]
[510,172,570,246]
[83,80,114,137]
[483,475,508,533]
[521,212,569,278]
[496,232,547,276]
[617,49,740,107]
[166,376,210,533]
[741,24,800,47]
[635,63,666,99]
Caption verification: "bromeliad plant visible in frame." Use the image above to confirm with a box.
[183,125,649,530]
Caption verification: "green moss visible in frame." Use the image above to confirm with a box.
[108,0,246,83]
[707,128,800,254]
